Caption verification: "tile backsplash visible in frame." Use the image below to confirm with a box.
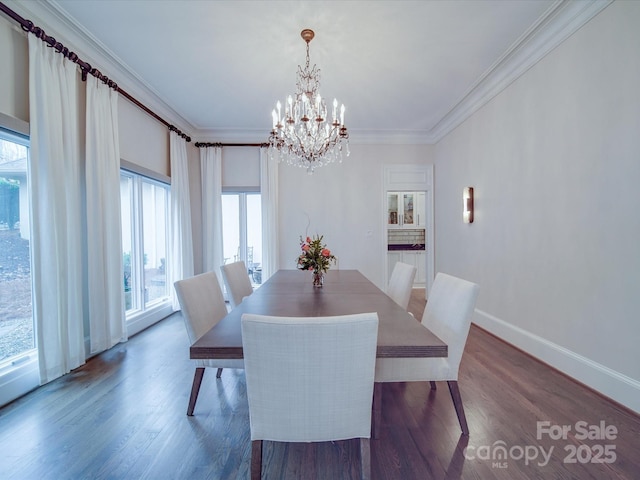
[388,229,425,245]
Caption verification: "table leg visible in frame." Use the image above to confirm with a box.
[372,382,382,439]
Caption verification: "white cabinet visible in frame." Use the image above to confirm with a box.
[387,192,417,228]
[401,251,426,286]
[388,251,426,287]
[387,251,402,280]
[414,251,426,285]
[388,191,427,228]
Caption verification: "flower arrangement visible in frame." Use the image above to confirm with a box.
[297,234,336,275]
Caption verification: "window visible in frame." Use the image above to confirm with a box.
[222,192,262,287]
[0,129,33,367]
[120,170,170,318]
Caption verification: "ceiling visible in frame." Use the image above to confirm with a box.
[11,0,596,143]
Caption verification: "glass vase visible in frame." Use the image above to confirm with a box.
[312,271,324,287]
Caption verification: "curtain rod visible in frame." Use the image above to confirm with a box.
[194,142,268,148]
[0,1,191,142]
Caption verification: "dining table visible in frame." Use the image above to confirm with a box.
[190,269,447,439]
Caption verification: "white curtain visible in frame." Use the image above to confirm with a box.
[260,147,279,281]
[28,36,85,383]
[85,77,127,354]
[169,131,194,309]
[200,146,224,276]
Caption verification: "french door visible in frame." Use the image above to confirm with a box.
[0,126,39,407]
[120,171,171,319]
[221,192,262,287]
[0,131,33,367]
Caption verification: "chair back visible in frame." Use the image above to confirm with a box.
[387,261,417,310]
[241,312,379,443]
[174,271,228,343]
[221,261,254,308]
[421,273,479,375]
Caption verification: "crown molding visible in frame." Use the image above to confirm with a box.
[346,130,431,145]
[427,0,613,143]
[194,128,270,145]
[194,128,434,146]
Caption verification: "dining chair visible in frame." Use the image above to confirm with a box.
[174,271,243,416]
[241,312,379,480]
[220,260,254,308]
[387,261,417,310]
[375,272,479,435]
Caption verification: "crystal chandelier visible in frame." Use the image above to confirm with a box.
[268,29,349,174]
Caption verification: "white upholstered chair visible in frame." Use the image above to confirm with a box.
[375,272,479,435]
[241,312,379,480]
[220,260,254,308]
[174,271,243,416]
[387,261,417,310]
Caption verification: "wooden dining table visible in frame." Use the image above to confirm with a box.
[190,269,447,438]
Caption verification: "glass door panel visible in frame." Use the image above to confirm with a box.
[120,175,134,311]
[403,193,414,226]
[246,193,262,286]
[142,182,168,305]
[222,194,240,266]
[388,193,399,226]
[0,136,34,364]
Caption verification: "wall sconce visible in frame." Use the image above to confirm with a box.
[463,187,474,223]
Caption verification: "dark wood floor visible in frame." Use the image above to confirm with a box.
[1,290,638,479]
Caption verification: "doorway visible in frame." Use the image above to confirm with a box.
[222,192,263,287]
[383,165,434,298]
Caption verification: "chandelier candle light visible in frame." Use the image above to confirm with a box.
[268,29,349,174]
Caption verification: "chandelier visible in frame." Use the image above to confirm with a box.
[268,29,349,174]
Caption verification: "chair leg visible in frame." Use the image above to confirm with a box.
[216,368,223,378]
[430,381,437,390]
[251,440,263,480]
[447,380,469,436]
[359,438,371,480]
[187,367,205,416]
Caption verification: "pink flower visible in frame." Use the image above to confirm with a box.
[321,248,331,257]
[306,236,311,243]
[302,244,310,252]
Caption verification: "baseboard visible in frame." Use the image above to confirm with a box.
[473,309,640,415]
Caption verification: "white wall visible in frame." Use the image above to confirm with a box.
[0,15,28,122]
[434,1,640,413]
[119,96,170,177]
[222,147,261,189]
[277,143,434,290]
